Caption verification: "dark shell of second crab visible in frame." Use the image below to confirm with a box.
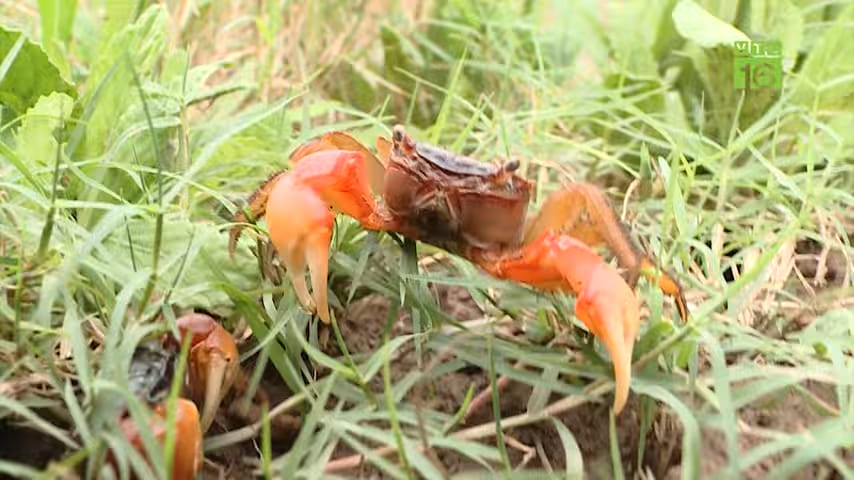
[128,339,176,405]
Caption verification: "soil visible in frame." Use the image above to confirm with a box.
[2,255,852,479]
[320,289,657,479]
[681,380,854,480]
[0,422,68,479]
[273,286,853,479]
[304,284,853,479]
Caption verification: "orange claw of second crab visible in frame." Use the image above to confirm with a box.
[478,231,641,414]
[117,398,203,480]
[175,313,240,433]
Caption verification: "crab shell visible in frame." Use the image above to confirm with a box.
[378,125,534,257]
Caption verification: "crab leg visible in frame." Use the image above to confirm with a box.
[475,231,640,414]
[175,314,240,433]
[523,183,689,322]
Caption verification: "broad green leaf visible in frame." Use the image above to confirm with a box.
[672,0,749,48]
[790,2,854,110]
[608,1,672,77]
[74,5,170,228]
[37,0,78,79]
[81,4,169,156]
[0,27,76,123]
[663,154,692,237]
[704,0,740,24]
[101,215,261,314]
[99,0,143,44]
[749,0,804,66]
[705,334,740,477]
[38,0,77,45]
[14,92,74,175]
[160,49,253,107]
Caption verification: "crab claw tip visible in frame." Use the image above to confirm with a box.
[574,265,640,415]
[177,315,239,433]
[197,350,235,433]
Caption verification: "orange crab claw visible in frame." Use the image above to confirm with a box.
[229,131,392,257]
[117,398,203,480]
[567,251,639,414]
[266,176,335,323]
[476,231,640,414]
[175,313,239,433]
[235,149,393,324]
[288,130,387,195]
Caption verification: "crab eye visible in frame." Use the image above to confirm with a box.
[503,159,519,172]
[392,125,406,143]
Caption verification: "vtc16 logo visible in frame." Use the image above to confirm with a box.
[733,40,783,90]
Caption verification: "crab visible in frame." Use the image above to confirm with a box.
[228,125,689,414]
[114,313,240,480]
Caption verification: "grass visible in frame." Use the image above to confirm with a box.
[1,0,853,479]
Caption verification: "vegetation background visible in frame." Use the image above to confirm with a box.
[0,0,852,478]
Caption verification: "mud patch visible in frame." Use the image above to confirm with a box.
[323,287,683,479]
[677,380,854,480]
[0,422,67,479]
[316,284,853,479]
